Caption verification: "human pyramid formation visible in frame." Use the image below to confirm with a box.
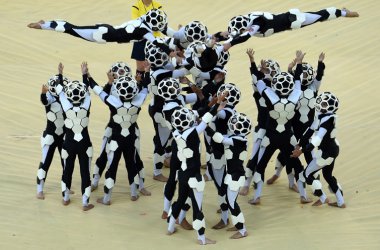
[28,5,358,245]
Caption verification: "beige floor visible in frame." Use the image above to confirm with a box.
[1,0,380,249]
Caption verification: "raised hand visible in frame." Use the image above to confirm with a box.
[107,70,114,85]
[58,62,64,74]
[291,148,302,158]
[217,91,228,104]
[41,84,49,94]
[192,84,205,101]
[246,48,255,62]
[295,50,306,64]
[208,94,218,107]
[288,59,297,72]
[81,62,88,75]
[318,52,325,62]
[217,93,228,111]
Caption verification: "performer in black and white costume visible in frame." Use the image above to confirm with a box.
[167,102,224,245]
[159,77,205,229]
[166,21,209,50]
[181,43,229,184]
[145,43,191,181]
[249,51,311,205]
[83,62,150,204]
[166,20,228,51]
[206,113,252,239]
[36,74,69,199]
[207,83,240,229]
[190,66,226,182]
[267,53,326,185]
[239,49,288,196]
[224,7,359,48]
[292,92,345,208]
[27,9,175,56]
[182,40,227,76]
[91,62,132,190]
[189,43,230,88]
[55,63,94,211]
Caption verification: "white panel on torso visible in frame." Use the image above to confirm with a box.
[64,107,89,142]
[297,88,316,123]
[270,97,297,132]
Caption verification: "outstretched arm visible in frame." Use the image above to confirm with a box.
[53,63,73,112]
[246,49,265,85]
[294,50,306,90]
[180,76,204,103]
[314,52,325,90]
[223,25,260,51]
[288,58,296,74]
[316,52,325,81]
[143,33,175,57]
[40,84,54,106]
[81,62,113,104]
[206,126,234,146]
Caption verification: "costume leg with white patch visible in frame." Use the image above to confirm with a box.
[188,180,207,244]
[149,110,172,176]
[277,8,347,33]
[122,135,140,198]
[163,153,180,214]
[203,134,213,180]
[40,21,133,43]
[226,186,246,236]
[133,126,147,191]
[78,145,93,206]
[303,159,327,203]
[301,8,345,27]
[252,138,277,201]
[208,162,229,223]
[273,152,286,178]
[92,127,111,188]
[167,172,192,230]
[135,151,146,190]
[245,136,261,187]
[178,197,192,221]
[37,133,62,194]
[61,145,75,202]
[168,172,206,242]
[293,122,314,165]
[225,174,247,236]
[165,137,173,159]
[101,140,122,204]
[267,8,355,37]
[322,160,344,206]
[277,139,307,199]
[287,156,306,198]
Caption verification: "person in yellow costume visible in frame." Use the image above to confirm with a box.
[131,0,163,75]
